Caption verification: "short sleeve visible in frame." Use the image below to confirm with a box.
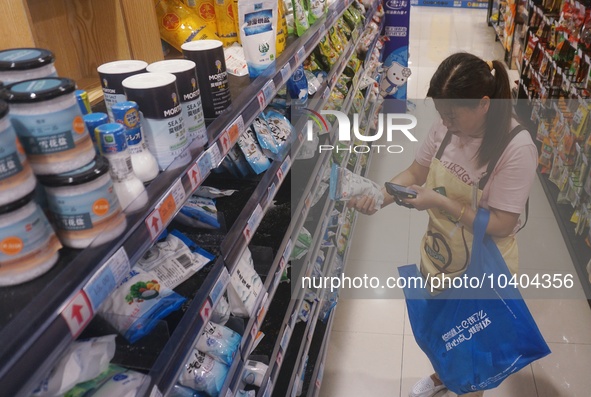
[415,121,446,167]
[484,131,538,214]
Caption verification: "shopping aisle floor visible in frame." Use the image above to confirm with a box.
[319,5,591,397]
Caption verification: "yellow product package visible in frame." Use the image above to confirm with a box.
[232,0,241,44]
[276,0,288,55]
[195,0,218,33]
[215,0,238,46]
[155,0,220,52]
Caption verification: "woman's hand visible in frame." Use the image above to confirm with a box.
[347,195,379,215]
[405,185,445,211]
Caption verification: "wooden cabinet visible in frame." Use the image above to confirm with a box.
[0,0,164,104]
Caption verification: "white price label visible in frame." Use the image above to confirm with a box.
[210,267,230,305]
[263,379,273,397]
[281,63,292,84]
[208,143,223,167]
[267,182,277,205]
[243,204,264,240]
[170,179,186,208]
[283,239,292,262]
[84,247,130,311]
[258,80,277,112]
[278,156,291,182]
[295,47,305,65]
[280,324,292,351]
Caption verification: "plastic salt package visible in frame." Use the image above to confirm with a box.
[264,109,294,153]
[32,335,116,397]
[195,321,242,366]
[170,384,208,397]
[237,126,272,174]
[176,196,221,230]
[63,365,125,397]
[137,229,215,289]
[238,0,277,78]
[179,349,229,397]
[194,186,237,199]
[86,368,146,397]
[211,293,231,325]
[251,115,291,161]
[227,247,265,317]
[99,268,186,343]
[223,43,249,77]
[329,164,384,209]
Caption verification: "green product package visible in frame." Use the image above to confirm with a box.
[292,0,310,36]
[64,365,125,397]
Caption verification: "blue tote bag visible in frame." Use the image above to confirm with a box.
[398,209,550,394]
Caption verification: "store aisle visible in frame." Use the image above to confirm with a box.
[319,5,591,397]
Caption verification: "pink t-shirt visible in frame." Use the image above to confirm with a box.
[415,119,538,215]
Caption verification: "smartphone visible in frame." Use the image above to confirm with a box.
[384,182,417,199]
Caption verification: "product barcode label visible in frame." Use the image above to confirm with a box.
[177,254,192,269]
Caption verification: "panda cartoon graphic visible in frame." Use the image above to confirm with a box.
[380,61,412,97]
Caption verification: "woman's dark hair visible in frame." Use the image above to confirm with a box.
[427,53,512,168]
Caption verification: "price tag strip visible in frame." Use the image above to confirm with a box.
[295,47,305,66]
[83,247,130,311]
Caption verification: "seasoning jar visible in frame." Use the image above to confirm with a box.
[0,192,61,286]
[3,77,96,175]
[0,100,36,205]
[38,156,127,249]
[0,48,57,85]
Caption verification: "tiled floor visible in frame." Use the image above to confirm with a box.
[319,5,591,397]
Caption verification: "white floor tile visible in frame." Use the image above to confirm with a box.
[319,332,404,397]
[331,298,406,335]
[532,343,591,397]
[525,299,591,345]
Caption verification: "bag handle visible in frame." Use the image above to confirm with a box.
[473,208,490,244]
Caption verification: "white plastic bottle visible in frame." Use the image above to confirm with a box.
[111,101,159,183]
[95,123,148,212]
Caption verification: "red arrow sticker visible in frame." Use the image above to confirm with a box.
[146,209,163,241]
[61,290,93,337]
[200,298,213,322]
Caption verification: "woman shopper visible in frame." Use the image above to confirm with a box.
[348,52,538,397]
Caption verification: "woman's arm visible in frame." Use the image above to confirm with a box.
[347,160,430,214]
[405,185,520,237]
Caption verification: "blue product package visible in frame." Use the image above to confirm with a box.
[179,350,229,397]
[195,322,242,366]
[98,268,186,343]
[286,64,308,104]
[237,126,271,174]
[251,116,281,160]
[179,197,221,229]
[263,109,293,154]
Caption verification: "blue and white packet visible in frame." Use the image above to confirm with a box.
[99,268,186,343]
[137,229,216,289]
[237,126,271,174]
[264,109,294,149]
[286,64,308,104]
[179,350,229,397]
[178,197,221,230]
[251,116,282,160]
[195,321,242,366]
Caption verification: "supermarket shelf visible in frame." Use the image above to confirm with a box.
[536,172,591,305]
[412,0,488,8]
[220,0,378,271]
[0,0,362,395]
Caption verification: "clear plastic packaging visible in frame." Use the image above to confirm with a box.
[329,164,384,209]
